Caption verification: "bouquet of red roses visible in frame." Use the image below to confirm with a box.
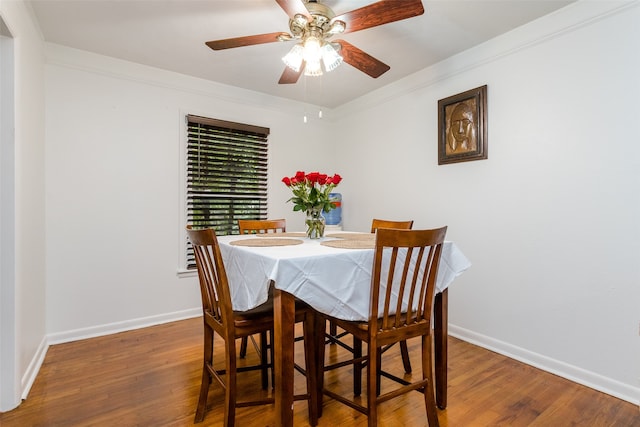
[282,171,342,213]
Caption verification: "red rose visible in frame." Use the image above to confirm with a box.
[282,177,291,186]
[306,172,320,183]
[317,174,328,185]
[331,174,342,185]
[295,171,306,181]
[326,176,333,185]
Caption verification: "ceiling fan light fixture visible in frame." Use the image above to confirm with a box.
[283,39,343,75]
[282,43,304,72]
[321,42,342,72]
[302,36,323,63]
[304,60,323,76]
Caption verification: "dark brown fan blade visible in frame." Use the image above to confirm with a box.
[206,32,290,50]
[332,0,424,34]
[278,62,305,84]
[336,40,390,78]
[275,0,313,22]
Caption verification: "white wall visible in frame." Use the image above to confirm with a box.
[332,1,640,403]
[0,0,47,410]
[44,45,332,339]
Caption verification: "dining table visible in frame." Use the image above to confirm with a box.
[217,231,471,427]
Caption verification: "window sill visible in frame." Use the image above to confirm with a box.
[176,268,197,279]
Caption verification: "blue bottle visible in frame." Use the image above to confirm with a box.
[323,193,342,226]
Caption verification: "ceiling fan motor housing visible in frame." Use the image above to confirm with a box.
[289,1,336,40]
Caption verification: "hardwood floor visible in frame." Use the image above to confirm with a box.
[1,317,638,426]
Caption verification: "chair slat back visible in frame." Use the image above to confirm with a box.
[238,219,286,234]
[186,226,234,332]
[370,227,447,337]
[370,219,414,233]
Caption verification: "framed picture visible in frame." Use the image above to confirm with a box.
[438,85,487,165]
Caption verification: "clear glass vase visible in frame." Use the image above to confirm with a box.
[305,207,326,239]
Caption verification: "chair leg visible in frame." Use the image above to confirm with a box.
[194,367,211,423]
[239,336,248,358]
[329,320,338,343]
[315,314,327,417]
[303,312,319,426]
[259,331,269,390]
[400,340,412,373]
[269,330,275,389]
[375,351,382,397]
[422,335,440,427]
[195,328,214,423]
[367,344,379,427]
[353,337,363,397]
[224,339,238,427]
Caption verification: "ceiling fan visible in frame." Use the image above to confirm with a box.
[205,0,425,84]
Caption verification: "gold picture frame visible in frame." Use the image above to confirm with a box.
[438,85,488,165]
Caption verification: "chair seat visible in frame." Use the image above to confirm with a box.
[233,298,310,331]
[330,314,430,335]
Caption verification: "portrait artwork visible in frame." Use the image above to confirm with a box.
[438,85,487,165]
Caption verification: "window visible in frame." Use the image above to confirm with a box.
[185,114,269,270]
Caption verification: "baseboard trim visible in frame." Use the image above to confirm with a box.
[24,314,639,408]
[20,336,48,401]
[46,308,202,345]
[449,324,639,406]
[19,309,202,402]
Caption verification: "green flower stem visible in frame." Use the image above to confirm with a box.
[305,208,326,239]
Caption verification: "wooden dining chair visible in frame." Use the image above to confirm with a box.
[319,227,447,427]
[186,226,318,426]
[370,219,414,234]
[327,218,415,391]
[370,219,414,375]
[236,219,286,362]
[238,218,286,235]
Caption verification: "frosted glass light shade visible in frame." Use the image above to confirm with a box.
[321,43,343,72]
[282,44,304,72]
[304,60,323,76]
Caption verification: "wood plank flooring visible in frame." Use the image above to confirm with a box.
[1,317,638,426]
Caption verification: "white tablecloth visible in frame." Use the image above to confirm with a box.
[217,234,471,321]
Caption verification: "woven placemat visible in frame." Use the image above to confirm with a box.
[325,232,375,240]
[230,238,303,247]
[253,232,308,238]
[321,239,375,250]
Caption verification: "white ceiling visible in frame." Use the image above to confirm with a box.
[28,0,575,108]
